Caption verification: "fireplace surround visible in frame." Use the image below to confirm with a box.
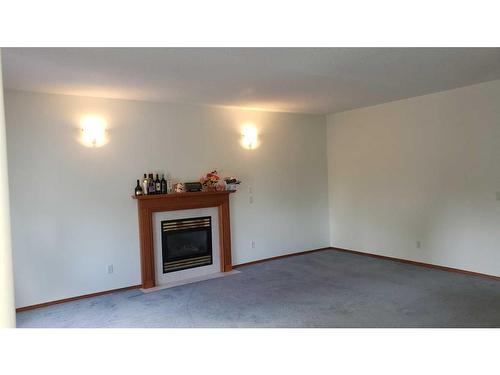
[132,191,234,289]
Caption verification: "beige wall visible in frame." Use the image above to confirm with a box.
[5,90,329,308]
[327,79,500,276]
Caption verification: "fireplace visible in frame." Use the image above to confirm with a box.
[161,216,213,273]
[133,191,234,289]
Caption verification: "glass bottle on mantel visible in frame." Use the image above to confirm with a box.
[155,174,161,194]
[148,173,155,195]
[134,180,143,196]
[142,174,149,195]
[160,174,168,194]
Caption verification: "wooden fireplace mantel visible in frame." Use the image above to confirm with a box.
[132,190,235,289]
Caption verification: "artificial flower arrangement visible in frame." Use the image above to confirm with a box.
[200,170,222,191]
[223,176,242,191]
[200,170,242,191]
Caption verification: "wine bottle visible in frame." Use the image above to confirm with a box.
[148,173,155,195]
[135,180,143,196]
[155,174,161,194]
[142,174,149,195]
[160,174,167,194]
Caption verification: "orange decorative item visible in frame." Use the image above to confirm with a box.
[200,170,220,191]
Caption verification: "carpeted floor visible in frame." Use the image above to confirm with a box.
[16,249,500,328]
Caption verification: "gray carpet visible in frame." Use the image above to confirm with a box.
[16,249,500,328]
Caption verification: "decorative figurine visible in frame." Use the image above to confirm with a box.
[173,182,185,193]
[223,176,242,191]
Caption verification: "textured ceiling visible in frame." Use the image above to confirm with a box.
[3,48,500,114]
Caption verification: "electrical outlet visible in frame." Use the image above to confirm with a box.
[248,186,253,194]
[107,264,114,274]
[249,196,254,204]
[251,241,256,249]
[416,241,422,249]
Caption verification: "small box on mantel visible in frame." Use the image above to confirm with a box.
[184,182,203,192]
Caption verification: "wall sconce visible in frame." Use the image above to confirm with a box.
[80,115,108,148]
[241,124,259,150]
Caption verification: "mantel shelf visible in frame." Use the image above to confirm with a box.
[131,190,235,200]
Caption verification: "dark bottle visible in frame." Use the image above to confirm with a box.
[155,174,161,194]
[148,173,155,195]
[134,180,143,196]
[160,174,167,194]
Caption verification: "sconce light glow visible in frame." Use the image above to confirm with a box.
[241,124,259,150]
[80,115,108,147]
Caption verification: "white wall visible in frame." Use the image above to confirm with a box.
[0,50,16,326]
[327,79,500,277]
[5,90,329,308]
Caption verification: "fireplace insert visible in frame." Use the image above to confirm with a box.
[161,216,213,273]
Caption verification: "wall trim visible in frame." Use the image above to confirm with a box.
[235,246,500,281]
[331,247,500,281]
[17,245,500,313]
[17,248,330,313]
[16,284,141,313]
[233,247,332,268]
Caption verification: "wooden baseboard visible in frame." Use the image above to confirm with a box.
[17,246,499,313]
[233,247,332,268]
[331,247,500,281]
[17,247,329,313]
[16,284,141,312]
[235,245,500,281]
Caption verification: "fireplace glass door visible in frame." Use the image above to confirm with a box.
[161,216,213,273]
